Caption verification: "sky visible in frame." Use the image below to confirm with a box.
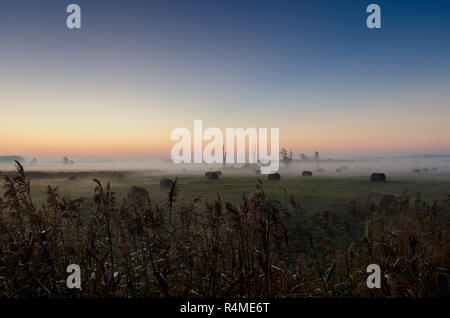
[0,0,450,159]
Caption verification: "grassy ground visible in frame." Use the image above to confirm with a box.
[26,172,450,215]
[2,165,449,297]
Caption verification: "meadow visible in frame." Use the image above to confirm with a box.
[22,170,450,217]
[0,162,449,298]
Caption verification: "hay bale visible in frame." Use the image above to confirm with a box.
[302,170,313,177]
[68,175,77,181]
[365,192,398,213]
[160,178,173,189]
[370,173,386,182]
[205,172,219,180]
[205,171,221,177]
[412,169,421,174]
[335,168,343,173]
[127,185,149,204]
[268,173,280,181]
[421,168,429,172]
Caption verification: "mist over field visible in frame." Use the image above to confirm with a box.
[3,155,450,179]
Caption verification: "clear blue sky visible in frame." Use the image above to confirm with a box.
[1,0,449,158]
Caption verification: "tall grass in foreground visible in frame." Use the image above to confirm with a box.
[0,162,448,298]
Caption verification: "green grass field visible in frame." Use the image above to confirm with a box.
[26,172,450,215]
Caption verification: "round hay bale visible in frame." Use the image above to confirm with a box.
[268,173,280,181]
[68,175,77,181]
[205,171,218,177]
[127,185,149,204]
[370,173,386,182]
[302,170,313,177]
[205,172,219,180]
[412,169,421,174]
[365,192,398,213]
[160,178,173,189]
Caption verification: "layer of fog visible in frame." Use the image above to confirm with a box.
[2,156,450,179]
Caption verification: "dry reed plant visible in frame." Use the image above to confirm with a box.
[0,162,448,297]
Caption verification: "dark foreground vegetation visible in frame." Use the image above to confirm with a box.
[0,162,449,298]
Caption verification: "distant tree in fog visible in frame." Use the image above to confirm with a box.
[314,151,320,161]
[280,148,292,166]
[62,157,71,165]
[314,151,320,168]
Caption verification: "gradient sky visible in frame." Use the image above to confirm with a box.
[1,0,450,159]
